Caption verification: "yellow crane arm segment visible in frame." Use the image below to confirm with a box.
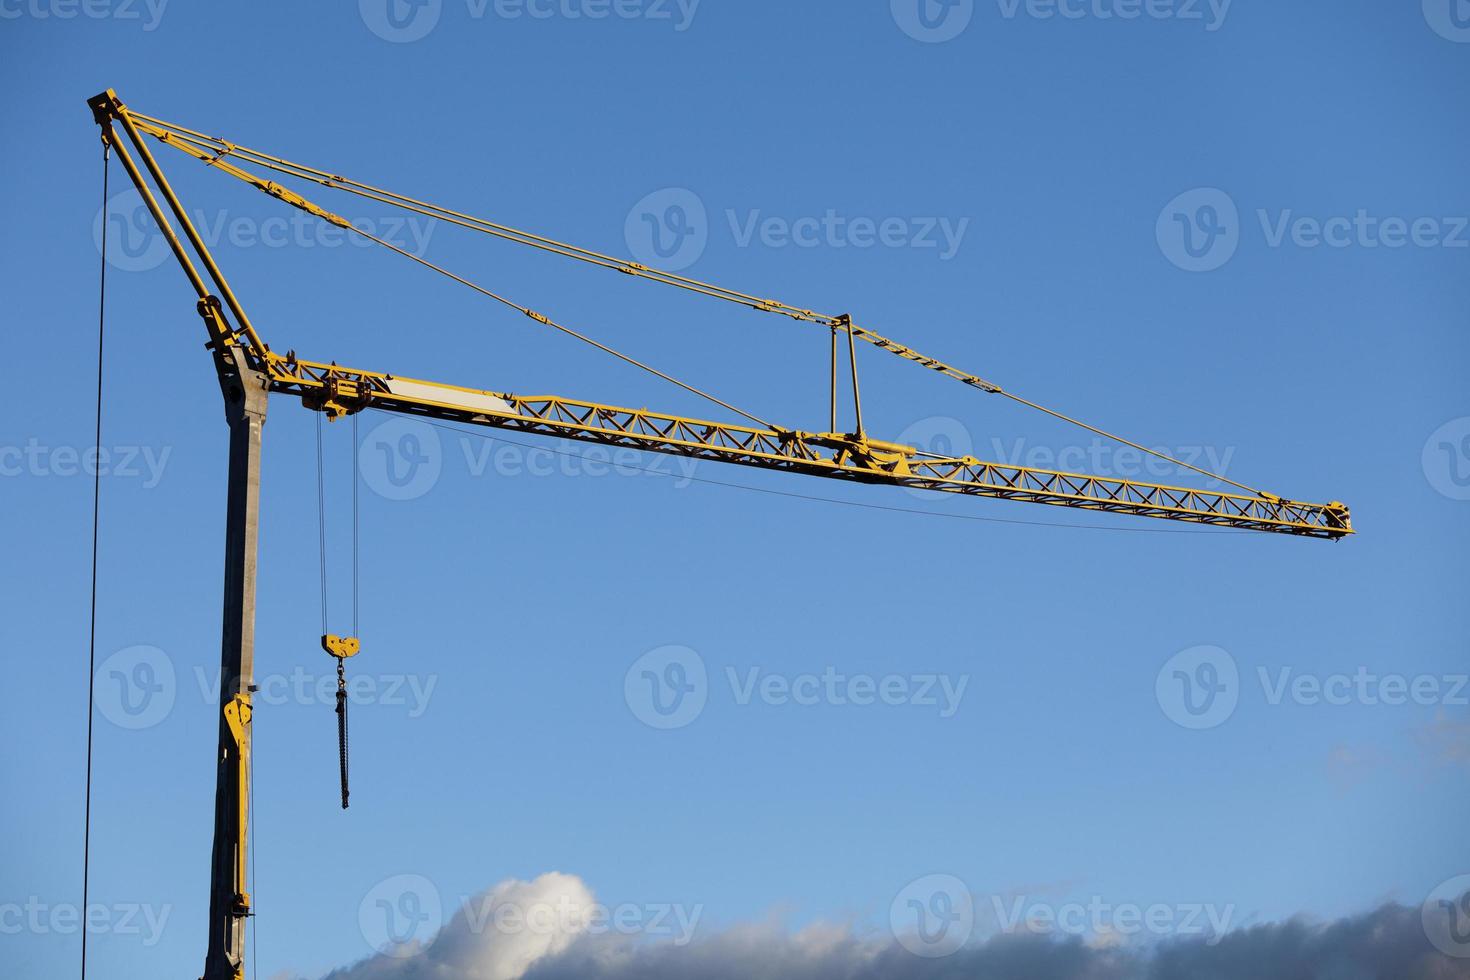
[83,86,1353,980]
[124,108,1281,496]
[237,323,1349,538]
[94,88,1351,539]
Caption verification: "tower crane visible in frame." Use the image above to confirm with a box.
[85,88,1351,980]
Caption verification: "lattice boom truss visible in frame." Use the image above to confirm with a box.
[269,353,1351,539]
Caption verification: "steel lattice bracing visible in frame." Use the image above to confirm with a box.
[87,84,1353,980]
[264,351,1352,538]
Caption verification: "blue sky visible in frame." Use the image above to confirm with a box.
[2,1,1468,977]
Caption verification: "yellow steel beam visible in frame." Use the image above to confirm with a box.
[262,350,1352,539]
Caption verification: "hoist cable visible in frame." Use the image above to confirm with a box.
[346,225,775,429]
[314,413,328,634]
[316,413,351,809]
[81,136,111,980]
[130,113,1260,495]
[351,412,359,639]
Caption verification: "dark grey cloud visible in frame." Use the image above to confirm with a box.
[522,903,1467,980]
[323,873,1470,980]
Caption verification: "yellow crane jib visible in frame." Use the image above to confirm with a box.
[85,84,1352,980]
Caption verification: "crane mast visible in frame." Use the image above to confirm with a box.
[86,88,1350,980]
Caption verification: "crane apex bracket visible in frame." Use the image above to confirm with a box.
[322,634,361,659]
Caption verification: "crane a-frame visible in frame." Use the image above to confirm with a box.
[86,88,1350,980]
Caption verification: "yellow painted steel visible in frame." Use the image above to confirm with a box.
[321,634,360,659]
[87,83,1351,980]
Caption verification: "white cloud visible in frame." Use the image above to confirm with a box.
[329,872,594,980]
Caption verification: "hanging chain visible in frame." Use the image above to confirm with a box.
[335,658,349,810]
[317,412,358,810]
